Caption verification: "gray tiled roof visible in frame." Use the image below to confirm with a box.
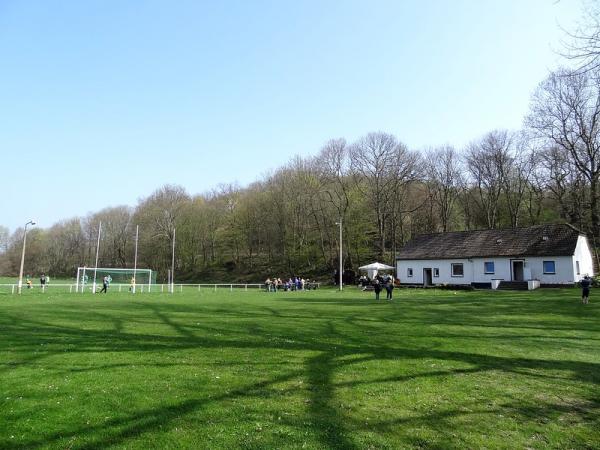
[396,224,582,260]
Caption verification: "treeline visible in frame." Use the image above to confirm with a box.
[1,66,599,282]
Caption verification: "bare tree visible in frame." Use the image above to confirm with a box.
[312,139,352,266]
[498,133,537,228]
[525,151,548,225]
[527,68,600,237]
[134,185,190,278]
[464,131,511,229]
[90,206,133,266]
[424,146,464,232]
[350,132,419,259]
[540,145,588,228]
[561,1,600,73]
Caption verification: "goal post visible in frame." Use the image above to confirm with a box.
[76,267,156,293]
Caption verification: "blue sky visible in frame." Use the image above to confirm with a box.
[0,0,581,232]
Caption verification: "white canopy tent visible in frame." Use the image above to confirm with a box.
[358,262,395,280]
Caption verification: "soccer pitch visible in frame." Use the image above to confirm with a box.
[1,288,598,449]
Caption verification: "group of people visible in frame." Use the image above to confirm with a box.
[358,274,395,300]
[265,277,315,292]
[24,273,50,289]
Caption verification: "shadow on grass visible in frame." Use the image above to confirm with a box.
[1,293,600,448]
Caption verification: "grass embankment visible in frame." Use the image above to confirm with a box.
[0,288,598,449]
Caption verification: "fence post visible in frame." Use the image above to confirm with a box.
[198,284,200,291]
[214,284,217,292]
[11,285,14,294]
[245,284,248,291]
[161,284,164,293]
[180,284,183,293]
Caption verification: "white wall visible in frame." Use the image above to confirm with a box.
[397,254,583,286]
[526,256,574,284]
[396,259,473,285]
[573,235,595,281]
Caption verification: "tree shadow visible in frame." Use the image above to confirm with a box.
[0,294,599,448]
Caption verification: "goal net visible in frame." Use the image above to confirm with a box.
[76,267,156,293]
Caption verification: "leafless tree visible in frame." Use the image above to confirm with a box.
[424,146,464,232]
[350,132,420,258]
[498,133,538,228]
[540,145,588,228]
[134,184,190,277]
[527,68,600,237]
[561,1,600,73]
[464,130,511,229]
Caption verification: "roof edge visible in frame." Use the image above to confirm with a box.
[396,253,576,261]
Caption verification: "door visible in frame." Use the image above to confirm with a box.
[423,268,433,286]
[512,260,524,281]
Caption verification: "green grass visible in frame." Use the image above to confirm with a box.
[0,287,599,449]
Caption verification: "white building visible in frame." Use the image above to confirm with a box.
[395,224,594,288]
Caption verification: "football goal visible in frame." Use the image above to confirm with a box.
[76,267,156,293]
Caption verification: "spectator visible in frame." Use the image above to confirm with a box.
[373,278,382,300]
[385,277,394,300]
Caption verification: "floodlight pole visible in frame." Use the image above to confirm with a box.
[133,225,139,294]
[92,222,102,294]
[335,218,343,291]
[17,220,36,294]
[171,227,176,294]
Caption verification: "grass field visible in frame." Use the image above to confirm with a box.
[0,287,599,449]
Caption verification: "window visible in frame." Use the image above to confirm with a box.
[576,261,581,275]
[484,261,495,274]
[407,268,413,277]
[543,260,556,274]
[451,263,464,277]
[433,268,439,277]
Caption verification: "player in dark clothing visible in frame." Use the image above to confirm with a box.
[385,277,394,300]
[40,273,46,289]
[581,275,592,304]
[373,279,382,300]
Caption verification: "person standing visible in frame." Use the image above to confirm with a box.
[581,275,592,304]
[40,273,46,290]
[373,278,382,301]
[99,275,109,293]
[385,277,394,300]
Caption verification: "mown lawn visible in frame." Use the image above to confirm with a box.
[0,287,598,449]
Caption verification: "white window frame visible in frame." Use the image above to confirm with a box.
[451,263,464,277]
[543,260,556,275]
[433,268,439,277]
[484,261,495,274]
[576,260,580,275]
[407,268,413,277]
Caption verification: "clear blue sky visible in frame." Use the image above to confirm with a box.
[0,0,581,232]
